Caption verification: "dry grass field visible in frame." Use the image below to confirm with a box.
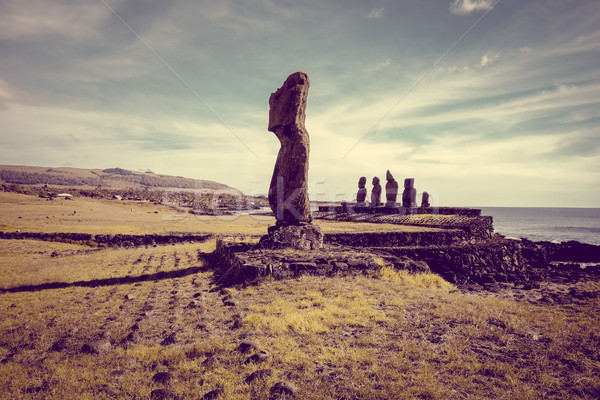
[0,192,438,236]
[1,192,599,399]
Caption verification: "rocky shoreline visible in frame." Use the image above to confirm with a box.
[458,238,600,305]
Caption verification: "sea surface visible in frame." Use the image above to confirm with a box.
[480,207,600,246]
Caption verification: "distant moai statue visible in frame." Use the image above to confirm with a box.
[402,178,417,208]
[356,176,367,206]
[385,170,399,207]
[421,191,431,207]
[370,177,382,207]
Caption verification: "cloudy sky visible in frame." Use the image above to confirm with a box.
[1,0,599,207]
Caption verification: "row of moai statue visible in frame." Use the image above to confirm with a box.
[356,170,430,208]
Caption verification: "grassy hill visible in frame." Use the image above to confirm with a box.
[0,165,239,193]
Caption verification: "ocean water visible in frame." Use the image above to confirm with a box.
[480,207,600,246]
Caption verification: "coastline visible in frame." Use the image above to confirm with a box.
[480,206,600,246]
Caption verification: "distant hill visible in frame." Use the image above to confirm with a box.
[0,165,241,194]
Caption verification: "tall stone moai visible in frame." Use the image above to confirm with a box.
[421,191,431,208]
[371,177,382,207]
[267,72,312,225]
[261,72,323,251]
[356,176,367,206]
[402,178,417,208]
[385,170,399,207]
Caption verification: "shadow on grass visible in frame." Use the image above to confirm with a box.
[0,264,210,294]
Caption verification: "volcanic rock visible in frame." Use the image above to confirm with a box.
[267,72,312,224]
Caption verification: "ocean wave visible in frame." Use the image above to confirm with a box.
[552,226,600,234]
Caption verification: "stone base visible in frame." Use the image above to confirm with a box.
[259,224,324,250]
[215,234,530,285]
[385,201,397,207]
[317,204,482,217]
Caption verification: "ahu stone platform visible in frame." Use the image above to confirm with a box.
[214,207,532,286]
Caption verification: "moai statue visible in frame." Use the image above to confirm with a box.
[259,72,323,251]
[267,72,312,224]
[356,176,367,206]
[402,178,417,208]
[421,191,431,208]
[370,177,382,207]
[385,170,399,207]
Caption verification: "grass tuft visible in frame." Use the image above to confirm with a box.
[377,266,455,291]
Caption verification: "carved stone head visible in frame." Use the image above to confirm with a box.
[268,72,310,132]
[386,170,395,181]
[358,176,367,188]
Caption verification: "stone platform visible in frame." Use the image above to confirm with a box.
[316,204,482,216]
[215,233,525,285]
[315,208,495,242]
[213,206,535,286]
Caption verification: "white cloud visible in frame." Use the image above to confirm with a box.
[449,0,495,16]
[366,7,384,19]
[519,46,532,55]
[299,44,600,207]
[0,0,598,207]
[0,102,275,192]
[0,78,37,108]
[480,51,501,67]
[0,0,110,40]
[370,59,392,71]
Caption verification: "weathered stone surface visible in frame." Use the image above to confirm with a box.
[245,369,273,383]
[152,372,172,384]
[201,389,223,400]
[370,177,382,207]
[402,178,417,208]
[316,205,482,217]
[356,176,367,205]
[523,239,600,262]
[385,170,398,207]
[421,191,431,207]
[50,337,70,352]
[259,224,323,250]
[270,381,298,399]
[81,339,111,354]
[245,350,270,364]
[150,388,178,400]
[267,72,312,224]
[236,340,260,354]
[0,231,212,247]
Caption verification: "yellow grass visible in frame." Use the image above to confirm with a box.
[0,191,435,236]
[1,244,599,399]
[0,193,599,399]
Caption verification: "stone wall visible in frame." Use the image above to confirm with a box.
[374,237,526,284]
[0,231,212,247]
[316,211,494,242]
[214,237,421,284]
[324,230,468,247]
[317,205,482,217]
